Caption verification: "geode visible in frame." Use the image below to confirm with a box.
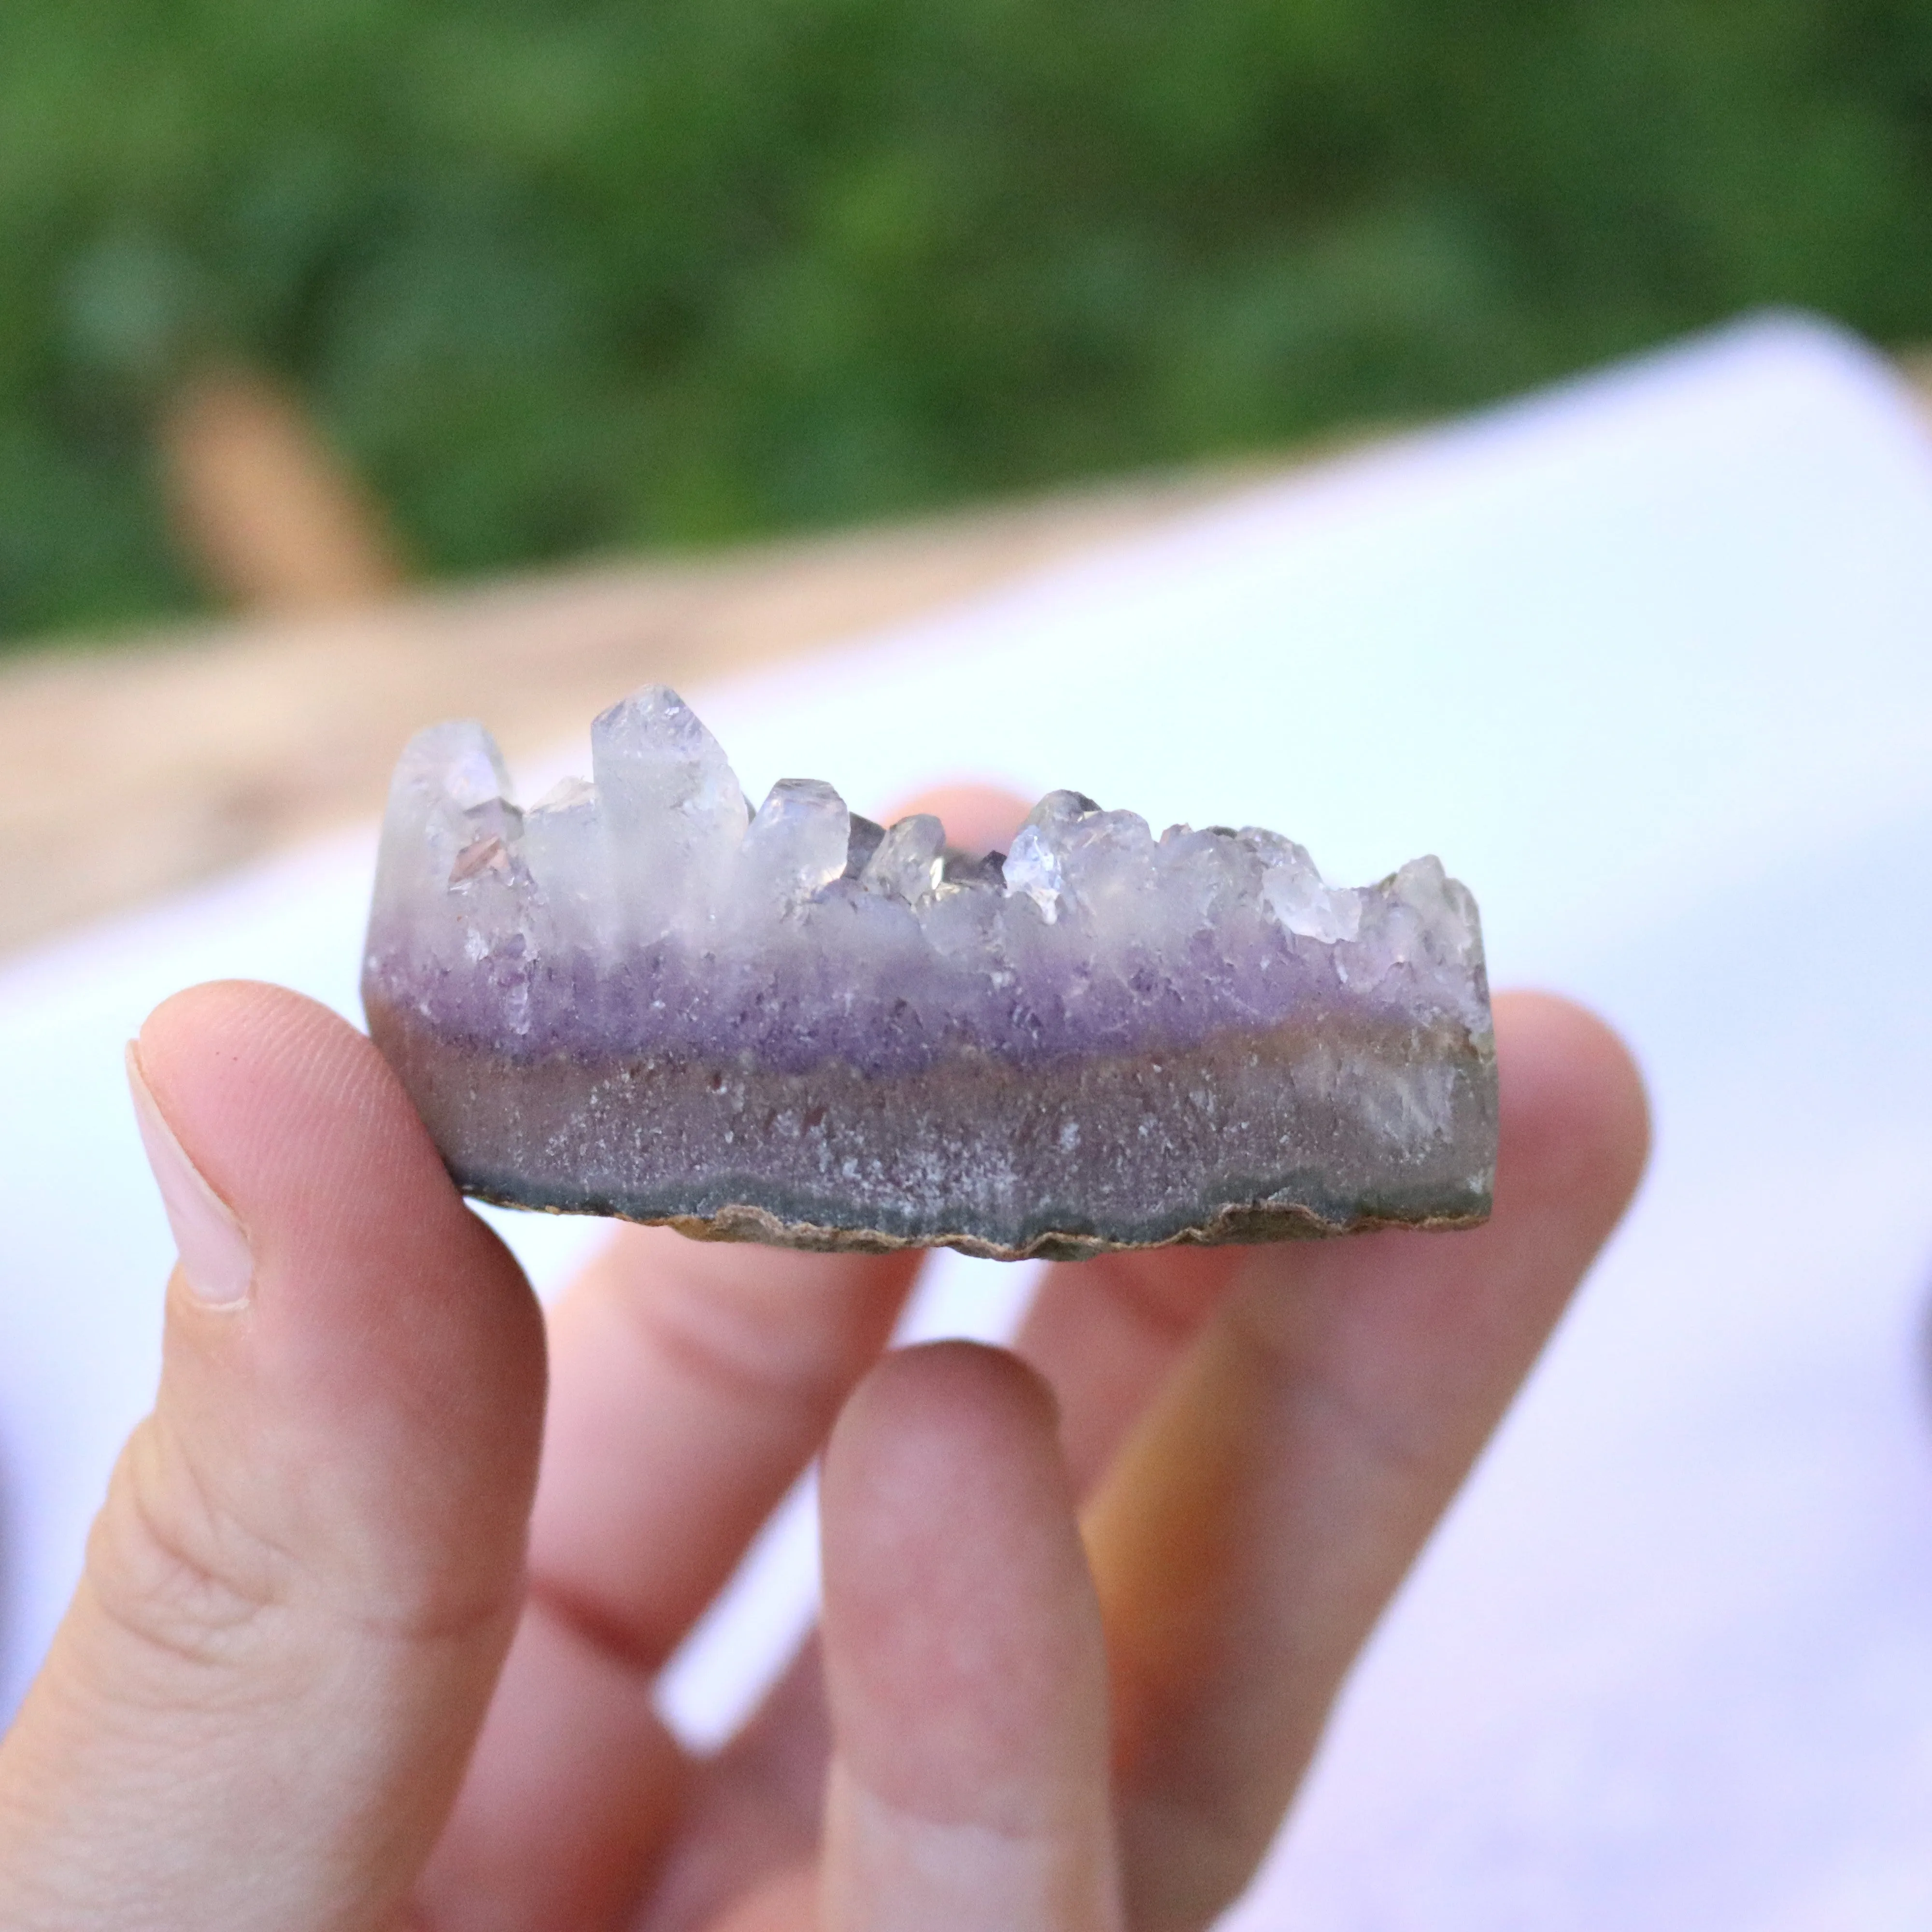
[362,686,1495,1261]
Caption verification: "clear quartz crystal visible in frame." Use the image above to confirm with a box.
[368,721,512,952]
[592,687,746,833]
[425,721,514,812]
[1003,790,1093,922]
[591,687,748,930]
[368,685,1486,1032]
[521,780,603,941]
[862,814,946,902]
[739,778,852,908]
[1392,855,1480,963]
[1248,828,1362,943]
[531,776,596,813]
[1002,823,1065,922]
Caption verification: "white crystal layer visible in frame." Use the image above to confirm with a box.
[364,686,1490,1073]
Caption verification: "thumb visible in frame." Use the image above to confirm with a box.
[0,982,546,1931]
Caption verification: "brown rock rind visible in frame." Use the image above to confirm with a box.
[368,994,1496,1261]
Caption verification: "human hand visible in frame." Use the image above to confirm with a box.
[0,789,1647,1932]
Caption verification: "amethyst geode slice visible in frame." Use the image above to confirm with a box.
[362,686,1496,1261]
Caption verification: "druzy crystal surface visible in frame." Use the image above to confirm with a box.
[362,686,1496,1259]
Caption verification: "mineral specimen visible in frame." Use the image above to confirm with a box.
[362,686,1496,1260]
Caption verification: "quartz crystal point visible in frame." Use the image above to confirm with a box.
[363,687,1497,1260]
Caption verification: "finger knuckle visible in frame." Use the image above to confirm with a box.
[84,1418,293,1678]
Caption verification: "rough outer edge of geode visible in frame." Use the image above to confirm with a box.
[462,1188,1492,1264]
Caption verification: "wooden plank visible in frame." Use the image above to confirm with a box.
[0,467,1264,951]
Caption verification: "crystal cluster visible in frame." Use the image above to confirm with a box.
[362,686,1496,1259]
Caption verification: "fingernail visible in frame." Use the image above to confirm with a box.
[127,1042,254,1307]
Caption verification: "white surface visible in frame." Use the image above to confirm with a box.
[2,312,1931,1923]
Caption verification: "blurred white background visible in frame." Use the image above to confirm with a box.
[2,313,1930,1927]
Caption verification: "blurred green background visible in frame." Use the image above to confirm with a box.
[4,0,1931,641]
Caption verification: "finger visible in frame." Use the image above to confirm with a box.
[421,1232,923,1929]
[532,1234,921,1669]
[416,1593,686,1932]
[889,786,1029,856]
[1084,992,1649,1930]
[1018,1247,1246,1494]
[427,788,1032,1928]
[635,1643,830,1932]
[0,982,545,1931]
[700,1864,816,1932]
[818,1343,1122,1932]
[656,1226,1203,1926]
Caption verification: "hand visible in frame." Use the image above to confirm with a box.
[0,790,1647,1932]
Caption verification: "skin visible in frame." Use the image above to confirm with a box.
[0,787,1649,1932]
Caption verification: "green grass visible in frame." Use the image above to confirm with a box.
[3,0,1931,639]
